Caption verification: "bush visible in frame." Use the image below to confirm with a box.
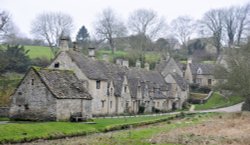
[190,83,199,91]
[152,107,160,113]
[198,86,211,94]
[31,57,51,67]
[190,84,211,94]
[138,105,145,114]
[242,98,250,111]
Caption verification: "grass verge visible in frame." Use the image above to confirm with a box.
[0,114,179,144]
[40,113,217,145]
[195,92,244,110]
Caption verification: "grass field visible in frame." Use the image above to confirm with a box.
[0,114,177,143]
[24,45,54,59]
[24,113,216,145]
[195,92,244,110]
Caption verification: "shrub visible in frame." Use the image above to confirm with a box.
[190,83,199,91]
[198,86,211,94]
[138,105,145,114]
[242,98,250,111]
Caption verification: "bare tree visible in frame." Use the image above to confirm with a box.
[235,3,250,46]
[31,12,74,55]
[94,8,127,54]
[171,15,196,49]
[222,4,250,47]
[128,9,167,40]
[200,8,224,56]
[222,6,238,47]
[0,10,17,41]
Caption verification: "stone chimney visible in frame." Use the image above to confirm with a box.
[187,57,192,64]
[136,60,141,68]
[144,62,150,71]
[116,59,123,65]
[122,60,129,68]
[59,36,69,51]
[73,42,80,52]
[88,47,95,60]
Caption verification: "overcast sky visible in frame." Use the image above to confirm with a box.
[1,0,249,39]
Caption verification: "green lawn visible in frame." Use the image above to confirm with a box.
[0,115,177,143]
[92,113,215,145]
[195,92,244,110]
[24,45,54,59]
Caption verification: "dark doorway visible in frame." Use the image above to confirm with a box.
[172,102,177,111]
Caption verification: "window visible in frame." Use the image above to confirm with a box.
[126,101,129,108]
[54,62,60,68]
[31,79,34,85]
[18,92,22,95]
[157,102,160,107]
[101,100,105,108]
[196,78,202,84]
[208,79,212,85]
[107,84,110,96]
[197,68,202,74]
[110,88,113,96]
[96,80,101,89]
[24,104,29,110]
[124,86,127,93]
[110,101,112,108]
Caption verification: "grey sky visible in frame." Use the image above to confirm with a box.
[1,0,249,39]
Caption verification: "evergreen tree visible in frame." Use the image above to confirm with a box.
[76,25,89,45]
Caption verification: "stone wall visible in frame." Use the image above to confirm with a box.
[196,74,215,86]
[9,70,57,121]
[0,107,9,117]
[56,99,92,121]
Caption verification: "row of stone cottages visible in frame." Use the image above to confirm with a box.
[9,38,215,121]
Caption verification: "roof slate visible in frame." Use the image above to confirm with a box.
[33,67,92,99]
[189,63,214,75]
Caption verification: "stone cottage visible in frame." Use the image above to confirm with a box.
[155,56,189,109]
[9,67,92,121]
[10,37,190,120]
[184,59,215,86]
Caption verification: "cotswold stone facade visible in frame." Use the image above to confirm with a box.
[9,67,92,121]
[185,60,216,86]
[10,38,189,121]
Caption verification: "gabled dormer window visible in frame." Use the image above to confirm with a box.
[197,68,202,74]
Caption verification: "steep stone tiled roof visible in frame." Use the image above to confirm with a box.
[64,50,173,100]
[126,68,167,98]
[189,63,214,75]
[155,58,171,72]
[171,73,188,90]
[97,62,127,97]
[67,51,108,80]
[33,67,92,99]
[151,92,168,99]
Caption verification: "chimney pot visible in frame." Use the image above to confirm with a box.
[144,62,150,70]
[88,47,95,60]
[59,36,70,51]
[136,60,141,68]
